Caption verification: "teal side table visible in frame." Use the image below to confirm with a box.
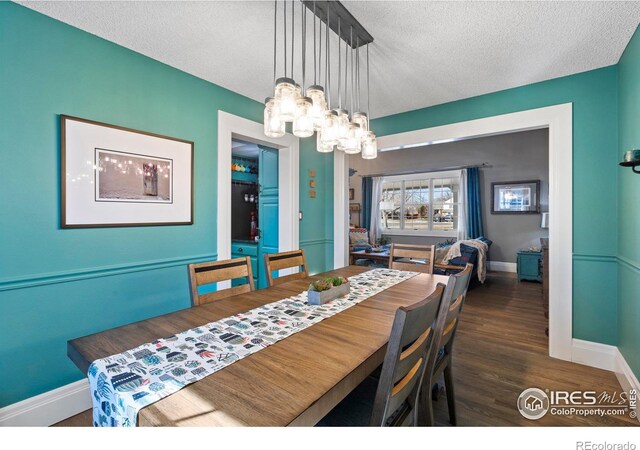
[517,250,542,282]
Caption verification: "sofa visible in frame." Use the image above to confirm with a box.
[433,237,493,284]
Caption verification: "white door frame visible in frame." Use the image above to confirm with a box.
[217,111,300,283]
[335,104,573,361]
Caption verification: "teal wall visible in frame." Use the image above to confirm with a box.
[617,25,640,380]
[371,66,621,346]
[0,3,332,407]
[299,138,335,275]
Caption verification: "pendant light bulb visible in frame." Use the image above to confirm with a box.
[293,96,314,138]
[361,130,377,159]
[352,112,368,139]
[306,85,327,131]
[321,110,339,146]
[316,130,334,153]
[334,109,350,143]
[264,97,285,138]
[274,77,297,122]
[342,123,362,154]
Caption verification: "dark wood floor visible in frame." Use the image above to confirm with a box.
[431,272,637,426]
[55,271,637,427]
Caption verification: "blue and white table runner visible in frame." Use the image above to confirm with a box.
[88,268,418,427]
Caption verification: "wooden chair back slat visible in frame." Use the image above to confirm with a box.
[393,326,432,385]
[392,248,431,259]
[264,250,309,287]
[270,271,307,286]
[389,261,431,274]
[268,255,306,272]
[188,257,255,306]
[370,283,446,426]
[385,357,424,414]
[194,263,251,286]
[197,284,253,304]
[388,243,436,275]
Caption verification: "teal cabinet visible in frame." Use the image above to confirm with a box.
[257,147,279,289]
[231,242,258,287]
[517,250,542,282]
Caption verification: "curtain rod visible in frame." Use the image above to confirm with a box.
[362,162,490,178]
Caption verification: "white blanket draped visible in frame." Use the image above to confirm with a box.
[443,239,489,282]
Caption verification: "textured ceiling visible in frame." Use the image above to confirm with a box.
[18,1,640,118]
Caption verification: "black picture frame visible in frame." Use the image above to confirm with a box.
[491,180,540,214]
[61,115,194,228]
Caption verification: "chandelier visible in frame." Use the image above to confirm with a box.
[264,0,377,159]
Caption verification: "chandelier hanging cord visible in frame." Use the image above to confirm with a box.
[273,0,277,84]
[291,0,295,80]
[337,16,341,109]
[283,0,287,78]
[301,2,306,91]
[326,4,331,108]
[356,36,360,112]
[350,25,354,116]
[367,43,370,118]
[313,1,317,86]
[344,25,348,111]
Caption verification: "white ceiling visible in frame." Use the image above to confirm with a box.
[232,139,260,158]
[19,1,640,118]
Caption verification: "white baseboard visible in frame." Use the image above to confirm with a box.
[487,261,517,273]
[571,339,617,371]
[0,379,91,427]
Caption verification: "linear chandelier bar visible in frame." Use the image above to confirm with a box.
[301,0,373,48]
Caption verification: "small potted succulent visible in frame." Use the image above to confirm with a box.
[307,276,350,305]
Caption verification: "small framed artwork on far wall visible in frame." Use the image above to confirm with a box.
[349,188,355,200]
[491,180,540,214]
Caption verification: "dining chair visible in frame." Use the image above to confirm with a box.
[388,243,436,274]
[421,263,473,426]
[263,249,309,287]
[318,283,447,427]
[188,257,255,306]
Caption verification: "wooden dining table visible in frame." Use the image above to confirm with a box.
[68,265,448,426]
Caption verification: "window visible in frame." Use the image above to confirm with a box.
[380,170,462,236]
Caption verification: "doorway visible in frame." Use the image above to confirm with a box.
[217,111,300,290]
[230,139,279,289]
[335,104,573,362]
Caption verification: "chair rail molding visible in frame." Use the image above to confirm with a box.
[336,104,574,361]
[217,111,300,285]
[0,254,218,292]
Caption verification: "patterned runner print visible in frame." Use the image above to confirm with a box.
[88,268,418,427]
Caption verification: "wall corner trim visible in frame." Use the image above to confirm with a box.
[0,379,90,427]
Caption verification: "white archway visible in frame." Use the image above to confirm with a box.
[335,104,573,361]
